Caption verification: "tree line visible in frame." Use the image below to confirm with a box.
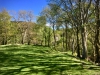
[0,9,52,46]
[41,0,100,63]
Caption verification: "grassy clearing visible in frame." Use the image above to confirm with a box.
[0,45,100,75]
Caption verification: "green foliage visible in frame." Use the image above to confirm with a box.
[0,9,11,45]
[37,16,46,26]
[0,0,99,64]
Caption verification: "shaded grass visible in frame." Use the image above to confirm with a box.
[0,45,100,75]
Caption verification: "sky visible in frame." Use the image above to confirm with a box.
[0,0,48,16]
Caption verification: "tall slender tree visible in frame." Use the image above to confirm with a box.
[94,0,100,63]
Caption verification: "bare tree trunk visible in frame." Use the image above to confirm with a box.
[48,28,51,47]
[68,36,71,50]
[2,37,5,45]
[94,0,100,63]
[62,32,65,51]
[95,21,100,62]
[2,36,7,45]
[78,0,89,59]
[27,32,30,45]
[21,32,24,44]
[28,39,30,45]
[81,26,88,59]
[72,38,75,55]
[44,27,47,46]
[65,24,68,51]
[27,24,31,45]
[5,35,7,45]
[21,36,24,44]
[76,26,80,58]
[53,24,56,47]
[45,36,47,46]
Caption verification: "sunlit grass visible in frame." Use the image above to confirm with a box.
[0,45,100,75]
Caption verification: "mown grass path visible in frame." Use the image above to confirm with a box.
[0,45,100,75]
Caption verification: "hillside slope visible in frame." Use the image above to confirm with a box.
[0,45,100,75]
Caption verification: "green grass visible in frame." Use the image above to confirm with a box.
[0,45,100,75]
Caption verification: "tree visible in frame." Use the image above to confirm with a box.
[94,0,100,63]
[0,9,11,45]
[12,10,34,44]
[41,6,58,48]
[37,16,47,46]
[25,11,34,45]
[47,0,94,59]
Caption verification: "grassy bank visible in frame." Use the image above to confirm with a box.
[0,45,100,75]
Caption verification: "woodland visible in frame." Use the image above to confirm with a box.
[0,0,100,74]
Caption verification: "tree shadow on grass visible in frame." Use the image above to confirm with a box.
[0,45,100,75]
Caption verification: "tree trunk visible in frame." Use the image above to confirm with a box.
[94,0,100,63]
[44,27,47,46]
[48,28,51,47]
[27,39,30,45]
[2,37,5,45]
[27,34,30,45]
[5,36,7,45]
[94,21,100,63]
[68,36,71,50]
[62,32,65,51]
[72,38,75,55]
[21,35,24,44]
[78,0,88,59]
[65,24,68,51]
[45,35,46,46]
[53,24,56,47]
[81,26,87,59]
[2,36,7,45]
[76,26,80,58]
[14,35,16,44]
